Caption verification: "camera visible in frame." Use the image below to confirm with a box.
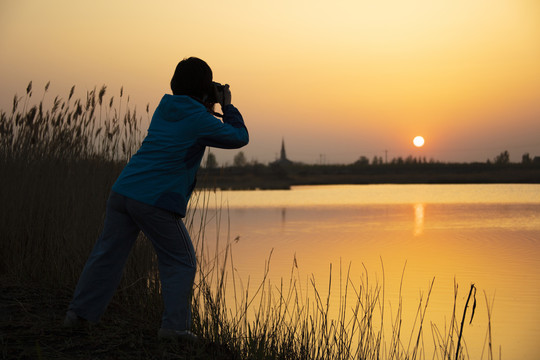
[207,82,225,104]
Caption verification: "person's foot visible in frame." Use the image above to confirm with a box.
[62,310,88,329]
[158,328,198,342]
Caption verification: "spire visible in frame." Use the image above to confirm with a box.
[280,138,287,161]
[272,138,293,166]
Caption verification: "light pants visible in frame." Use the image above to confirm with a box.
[68,191,196,331]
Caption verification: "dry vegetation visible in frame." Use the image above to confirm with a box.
[1,83,497,359]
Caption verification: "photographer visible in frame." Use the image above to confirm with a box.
[64,57,248,341]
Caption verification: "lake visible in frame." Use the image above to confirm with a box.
[190,184,540,359]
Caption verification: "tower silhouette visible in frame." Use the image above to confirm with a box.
[273,138,293,165]
[280,138,288,162]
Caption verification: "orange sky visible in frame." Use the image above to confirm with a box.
[1,0,539,164]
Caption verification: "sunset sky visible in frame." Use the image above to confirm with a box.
[1,0,539,164]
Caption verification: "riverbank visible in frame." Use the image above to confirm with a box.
[1,276,235,360]
[197,162,540,190]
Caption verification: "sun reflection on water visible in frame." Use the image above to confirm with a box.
[414,203,425,236]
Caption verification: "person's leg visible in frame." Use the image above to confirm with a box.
[68,192,140,323]
[126,197,196,331]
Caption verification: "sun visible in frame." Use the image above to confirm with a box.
[413,136,425,147]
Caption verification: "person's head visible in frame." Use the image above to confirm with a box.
[170,57,213,101]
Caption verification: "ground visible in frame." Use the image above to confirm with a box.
[0,276,238,360]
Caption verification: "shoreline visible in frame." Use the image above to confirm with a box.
[197,164,540,190]
[0,275,234,360]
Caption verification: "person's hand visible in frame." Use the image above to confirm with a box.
[221,84,231,108]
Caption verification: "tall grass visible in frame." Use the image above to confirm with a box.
[0,82,496,359]
[1,81,146,162]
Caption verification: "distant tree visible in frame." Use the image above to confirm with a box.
[494,150,510,165]
[354,156,369,166]
[233,151,247,167]
[205,151,218,168]
[522,153,532,164]
[392,157,404,165]
[371,156,379,165]
[405,155,416,164]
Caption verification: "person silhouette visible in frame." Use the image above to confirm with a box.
[63,57,249,341]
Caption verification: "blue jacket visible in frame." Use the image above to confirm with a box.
[112,94,249,216]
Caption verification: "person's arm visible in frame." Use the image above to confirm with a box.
[197,105,249,149]
[198,84,249,148]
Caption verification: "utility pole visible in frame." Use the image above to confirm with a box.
[385,149,388,164]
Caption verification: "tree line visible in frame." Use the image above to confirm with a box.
[203,150,539,168]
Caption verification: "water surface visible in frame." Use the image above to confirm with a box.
[191,184,540,359]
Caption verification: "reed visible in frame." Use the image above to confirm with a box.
[0,83,496,359]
